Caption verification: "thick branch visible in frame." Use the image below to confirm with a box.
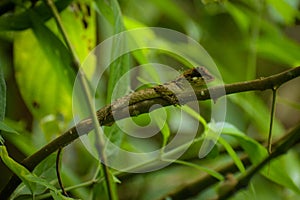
[1,66,300,198]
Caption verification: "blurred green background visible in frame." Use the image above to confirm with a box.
[0,0,300,199]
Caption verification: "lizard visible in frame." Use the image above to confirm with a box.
[96,66,215,125]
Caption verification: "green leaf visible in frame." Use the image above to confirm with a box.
[168,159,224,181]
[14,11,74,120]
[1,119,36,156]
[180,105,208,129]
[199,121,220,158]
[221,122,267,164]
[96,0,129,155]
[95,0,131,102]
[12,154,58,198]
[0,146,70,198]
[49,1,96,63]
[0,0,72,31]
[94,0,115,25]
[0,121,19,135]
[95,2,127,199]
[218,137,245,173]
[152,109,171,148]
[262,156,300,194]
[0,145,37,193]
[222,123,300,194]
[257,34,300,66]
[267,0,300,25]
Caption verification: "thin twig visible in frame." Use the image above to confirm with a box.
[268,88,277,154]
[56,148,68,196]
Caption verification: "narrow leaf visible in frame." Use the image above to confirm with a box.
[0,146,69,198]
[218,137,245,173]
[152,109,170,147]
[180,105,207,128]
[0,145,36,193]
[169,159,224,181]
[0,121,19,135]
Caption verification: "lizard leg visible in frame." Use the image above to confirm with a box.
[154,85,180,106]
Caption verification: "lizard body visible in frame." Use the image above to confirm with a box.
[96,67,214,123]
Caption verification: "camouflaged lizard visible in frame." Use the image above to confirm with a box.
[96,66,214,124]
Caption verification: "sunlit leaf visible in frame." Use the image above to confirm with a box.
[14,15,74,120]
[51,1,96,63]
[94,0,115,25]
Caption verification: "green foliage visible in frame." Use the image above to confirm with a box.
[0,146,71,199]
[1,0,300,199]
[222,123,300,195]
[170,159,224,181]
[0,121,18,135]
[14,21,73,121]
[0,0,72,31]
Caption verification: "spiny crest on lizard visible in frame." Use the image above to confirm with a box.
[169,66,215,90]
[110,66,215,110]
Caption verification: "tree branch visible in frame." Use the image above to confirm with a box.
[1,66,300,199]
[216,123,300,200]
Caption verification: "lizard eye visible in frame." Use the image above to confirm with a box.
[192,77,198,81]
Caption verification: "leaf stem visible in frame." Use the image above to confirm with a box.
[268,88,277,154]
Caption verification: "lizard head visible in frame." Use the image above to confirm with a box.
[182,66,215,88]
